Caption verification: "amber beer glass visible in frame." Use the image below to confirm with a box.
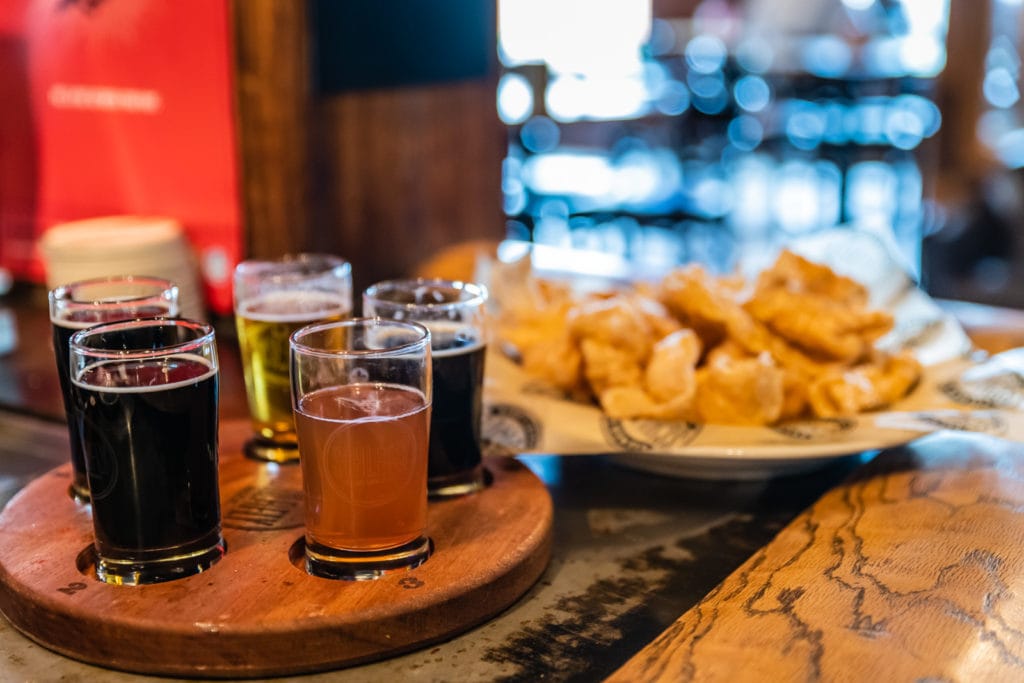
[49,276,179,502]
[69,319,224,585]
[233,254,352,462]
[290,318,432,580]
[363,278,488,498]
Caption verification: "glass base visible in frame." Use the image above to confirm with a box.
[305,536,432,581]
[95,536,226,586]
[244,437,300,463]
[428,465,489,500]
[68,481,90,504]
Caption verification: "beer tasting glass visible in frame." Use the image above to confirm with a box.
[69,318,224,585]
[233,254,352,463]
[49,275,179,502]
[363,278,488,498]
[290,318,432,580]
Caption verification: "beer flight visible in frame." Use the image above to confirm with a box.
[47,255,489,585]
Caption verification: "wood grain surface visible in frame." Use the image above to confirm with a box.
[231,0,315,260]
[0,420,552,678]
[608,432,1024,682]
[231,0,506,298]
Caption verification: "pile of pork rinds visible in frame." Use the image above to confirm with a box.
[495,250,922,426]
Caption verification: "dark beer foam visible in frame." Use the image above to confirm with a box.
[73,354,216,392]
[426,320,484,356]
[52,304,172,328]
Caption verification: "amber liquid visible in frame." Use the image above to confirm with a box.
[235,291,350,445]
[295,383,429,551]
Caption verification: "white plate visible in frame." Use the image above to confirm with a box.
[484,384,933,480]
[482,230,1011,481]
[606,452,861,481]
[603,431,910,481]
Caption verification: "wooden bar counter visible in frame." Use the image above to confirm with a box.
[610,432,1024,681]
[0,285,1023,680]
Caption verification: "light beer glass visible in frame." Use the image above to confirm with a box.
[233,254,352,462]
[70,318,224,585]
[49,275,179,502]
[363,278,488,498]
[290,318,432,580]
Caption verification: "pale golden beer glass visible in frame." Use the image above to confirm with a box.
[233,254,352,462]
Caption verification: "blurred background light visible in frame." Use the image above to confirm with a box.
[523,152,614,199]
[684,34,728,74]
[655,80,691,116]
[497,73,534,124]
[735,37,773,74]
[984,68,1021,109]
[802,36,852,78]
[497,0,950,279]
[499,0,650,75]
[885,107,926,150]
[733,75,770,113]
[785,101,826,150]
[519,116,561,153]
[728,115,763,151]
[546,74,650,121]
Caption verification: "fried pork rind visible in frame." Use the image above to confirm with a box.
[498,294,586,396]
[579,338,643,396]
[656,264,735,349]
[756,249,868,307]
[744,249,893,364]
[645,329,701,404]
[745,288,893,363]
[570,294,695,414]
[599,385,696,421]
[569,297,650,361]
[807,350,922,418]
[597,329,704,421]
[521,332,585,398]
[657,262,836,378]
[780,368,810,420]
[695,353,785,426]
[704,340,809,420]
[492,254,590,396]
[496,247,923,426]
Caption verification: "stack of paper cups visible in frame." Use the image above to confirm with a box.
[41,216,205,320]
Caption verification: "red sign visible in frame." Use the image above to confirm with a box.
[0,0,241,313]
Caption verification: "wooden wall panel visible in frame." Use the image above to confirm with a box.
[935,0,994,204]
[314,79,504,296]
[232,0,504,298]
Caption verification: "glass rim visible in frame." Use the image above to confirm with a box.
[233,253,352,282]
[362,278,488,311]
[49,275,178,313]
[69,318,216,362]
[289,316,431,359]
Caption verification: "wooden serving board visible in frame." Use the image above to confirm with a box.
[0,420,553,678]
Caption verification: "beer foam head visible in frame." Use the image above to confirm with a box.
[240,290,351,322]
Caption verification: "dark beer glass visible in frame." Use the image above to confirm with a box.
[363,278,488,498]
[70,318,224,585]
[48,276,179,502]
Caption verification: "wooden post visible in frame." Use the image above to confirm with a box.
[231,0,505,298]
